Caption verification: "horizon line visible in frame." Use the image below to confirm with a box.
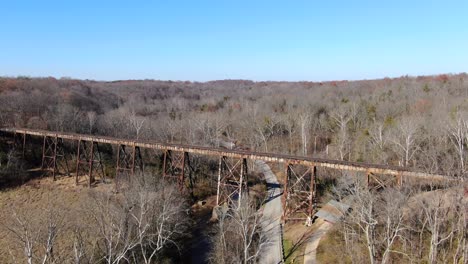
[1,71,467,84]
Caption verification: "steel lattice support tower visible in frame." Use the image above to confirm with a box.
[162,150,193,193]
[41,135,70,180]
[13,131,27,158]
[115,144,144,188]
[216,156,248,207]
[282,163,317,225]
[75,139,105,187]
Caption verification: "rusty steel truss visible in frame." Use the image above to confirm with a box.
[41,135,71,180]
[0,128,457,223]
[282,163,317,224]
[216,156,248,207]
[162,150,194,193]
[13,131,27,158]
[75,139,106,187]
[115,144,143,188]
[367,169,402,190]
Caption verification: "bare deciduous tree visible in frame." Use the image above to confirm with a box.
[415,191,457,264]
[129,110,145,140]
[210,197,269,264]
[87,111,97,134]
[451,189,468,264]
[87,191,138,264]
[447,112,468,173]
[334,177,412,264]
[390,117,420,167]
[85,174,189,264]
[124,175,189,264]
[331,107,351,160]
[298,113,311,156]
[378,188,410,264]
[5,204,64,264]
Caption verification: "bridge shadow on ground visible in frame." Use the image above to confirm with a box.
[266,182,281,189]
[263,182,283,204]
[264,192,283,204]
[0,168,48,191]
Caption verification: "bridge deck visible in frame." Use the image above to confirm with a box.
[0,127,452,181]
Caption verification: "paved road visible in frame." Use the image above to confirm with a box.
[303,219,333,264]
[256,160,284,264]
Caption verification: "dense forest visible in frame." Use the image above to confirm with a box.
[1,74,468,175]
[0,74,467,264]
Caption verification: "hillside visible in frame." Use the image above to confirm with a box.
[1,74,467,263]
[1,74,468,176]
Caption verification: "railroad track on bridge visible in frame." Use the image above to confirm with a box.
[0,127,457,223]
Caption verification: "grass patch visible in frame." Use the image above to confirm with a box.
[283,239,294,263]
[316,228,347,264]
[282,222,316,264]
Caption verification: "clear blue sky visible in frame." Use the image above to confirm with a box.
[1,0,467,81]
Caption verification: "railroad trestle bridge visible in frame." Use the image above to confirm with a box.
[0,128,452,223]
